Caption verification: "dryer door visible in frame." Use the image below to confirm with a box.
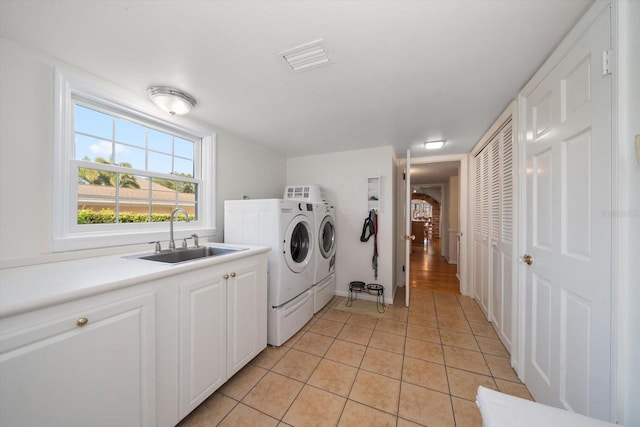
[318,215,336,259]
[284,215,313,273]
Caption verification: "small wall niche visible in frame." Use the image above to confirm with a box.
[367,176,381,212]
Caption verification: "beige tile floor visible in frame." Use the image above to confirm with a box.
[178,288,532,427]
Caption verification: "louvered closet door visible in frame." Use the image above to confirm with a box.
[474,147,490,316]
[473,118,514,351]
[473,155,484,306]
[493,121,514,352]
[480,147,490,315]
[490,134,502,332]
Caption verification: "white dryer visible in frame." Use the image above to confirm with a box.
[283,185,337,313]
[311,202,336,313]
[224,199,315,346]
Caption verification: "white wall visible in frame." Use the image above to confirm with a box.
[214,132,286,243]
[617,1,640,425]
[447,174,460,263]
[286,146,396,304]
[0,39,55,263]
[0,39,285,265]
[448,175,459,229]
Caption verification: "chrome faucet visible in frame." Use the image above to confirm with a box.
[169,207,190,250]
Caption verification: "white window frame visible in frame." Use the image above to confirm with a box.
[53,70,216,252]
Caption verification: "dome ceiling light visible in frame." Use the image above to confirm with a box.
[147,86,197,116]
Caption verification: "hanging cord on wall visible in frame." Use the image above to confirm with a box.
[360,209,378,279]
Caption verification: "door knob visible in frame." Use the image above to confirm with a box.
[522,254,534,266]
[403,235,415,241]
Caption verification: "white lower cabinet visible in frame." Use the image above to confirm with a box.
[175,255,268,420]
[165,253,268,425]
[0,251,268,427]
[0,287,157,427]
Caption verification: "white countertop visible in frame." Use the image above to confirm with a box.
[0,243,270,318]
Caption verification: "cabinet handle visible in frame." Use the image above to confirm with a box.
[230,272,236,278]
[76,317,89,327]
[223,273,229,280]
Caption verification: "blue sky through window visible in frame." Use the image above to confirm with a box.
[74,104,194,176]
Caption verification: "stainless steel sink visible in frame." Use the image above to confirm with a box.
[125,246,246,264]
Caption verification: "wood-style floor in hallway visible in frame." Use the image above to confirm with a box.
[410,237,459,294]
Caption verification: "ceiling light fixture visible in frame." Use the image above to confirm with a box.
[147,86,197,116]
[424,140,446,150]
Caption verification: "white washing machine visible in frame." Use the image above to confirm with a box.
[284,185,337,313]
[224,199,315,346]
[311,202,337,312]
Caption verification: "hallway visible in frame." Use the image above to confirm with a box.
[411,238,459,294]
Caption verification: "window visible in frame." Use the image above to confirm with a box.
[54,71,216,251]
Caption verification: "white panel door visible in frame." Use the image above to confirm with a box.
[179,272,227,418]
[227,258,267,377]
[523,6,612,420]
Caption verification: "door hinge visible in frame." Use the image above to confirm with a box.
[402,265,405,272]
[602,50,612,75]
[402,172,406,180]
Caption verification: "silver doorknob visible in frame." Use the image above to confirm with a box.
[522,254,534,266]
[403,235,416,241]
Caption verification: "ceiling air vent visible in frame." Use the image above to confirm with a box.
[277,39,332,73]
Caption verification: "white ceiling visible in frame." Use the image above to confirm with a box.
[411,161,460,186]
[0,0,592,158]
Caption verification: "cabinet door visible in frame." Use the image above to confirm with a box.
[178,271,227,418]
[0,291,156,427]
[227,257,268,377]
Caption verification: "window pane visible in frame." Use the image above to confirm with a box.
[180,203,197,221]
[151,178,177,201]
[174,157,194,177]
[177,181,196,197]
[75,134,112,162]
[114,143,145,169]
[75,105,112,139]
[118,199,150,223]
[115,118,146,148]
[77,201,117,224]
[116,173,143,194]
[148,151,173,174]
[78,167,117,187]
[175,137,194,160]
[148,129,172,154]
[151,202,176,222]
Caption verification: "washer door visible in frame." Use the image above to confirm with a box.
[318,215,336,259]
[284,215,313,273]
